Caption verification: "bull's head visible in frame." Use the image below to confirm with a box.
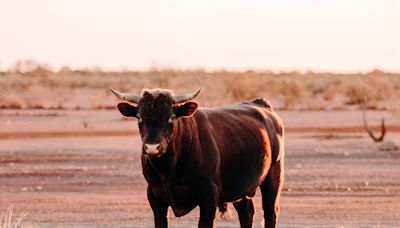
[111,88,200,157]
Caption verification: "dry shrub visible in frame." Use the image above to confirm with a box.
[152,72,177,88]
[48,103,65,110]
[225,74,264,102]
[332,103,345,110]
[11,60,54,77]
[323,79,345,101]
[27,103,45,109]
[92,104,115,109]
[302,77,327,96]
[24,65,53,77]
[5,77,33,92]
[345,82,375,105]
[306,101,325,111]
[267,79,308,109]
[0,98,22,109]
[113,75,148,92]
[365,76,395,100]
[69,80,88,89]
[0,204,27,228]
[386,94,400,117]
[281,81,308,109]
[344,76,395,106]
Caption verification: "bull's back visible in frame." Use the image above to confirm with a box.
[198,100,283,202]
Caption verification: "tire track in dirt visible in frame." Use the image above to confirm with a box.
[0,130,138,139]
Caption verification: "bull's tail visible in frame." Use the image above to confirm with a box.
[218,202,232,220]
[252,98,273,110]
[244,97,274,111]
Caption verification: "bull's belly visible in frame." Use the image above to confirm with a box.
[151,182,197,217]
[220,152,271,202]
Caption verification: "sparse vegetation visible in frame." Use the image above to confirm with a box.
[0,205,27,228]
[1,60,399,110]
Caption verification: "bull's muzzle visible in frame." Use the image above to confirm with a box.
[144,143,161,155]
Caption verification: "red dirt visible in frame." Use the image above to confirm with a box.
[0,110,399,227]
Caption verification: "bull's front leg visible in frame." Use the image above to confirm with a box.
[147,186,169,228]
[198,181,219,228]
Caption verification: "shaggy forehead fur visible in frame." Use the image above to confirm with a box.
[138,88,175,121]
[141,88,174,98]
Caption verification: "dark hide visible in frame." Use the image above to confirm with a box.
[117,90,284,228]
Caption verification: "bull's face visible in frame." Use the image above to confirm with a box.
[111,88,199,157]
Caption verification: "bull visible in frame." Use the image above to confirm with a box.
[111,88,284,228]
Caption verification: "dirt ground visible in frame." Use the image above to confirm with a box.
[0,109,399,227]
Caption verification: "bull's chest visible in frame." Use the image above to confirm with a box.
[150,177,197,217]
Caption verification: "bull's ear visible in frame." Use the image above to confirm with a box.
[117,102,138,117]
[175,102,198,118]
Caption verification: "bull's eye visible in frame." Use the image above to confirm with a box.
[168,114,176,123]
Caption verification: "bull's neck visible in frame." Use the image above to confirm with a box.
[173,116,199,160]
[144,117,198,179]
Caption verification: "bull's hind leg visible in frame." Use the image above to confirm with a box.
[260,159,284,228]
[233,197,255,228]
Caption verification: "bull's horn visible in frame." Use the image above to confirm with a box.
[110,88,141,104]
[173,89,201,104]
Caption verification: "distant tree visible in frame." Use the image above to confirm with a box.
[366,68,385,76]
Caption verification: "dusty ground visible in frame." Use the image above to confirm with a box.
[0,109,399,227]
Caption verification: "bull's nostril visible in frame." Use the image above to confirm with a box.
[144,143,161,154]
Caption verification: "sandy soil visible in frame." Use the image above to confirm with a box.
[0,109,399,227]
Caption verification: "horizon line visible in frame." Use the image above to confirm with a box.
[1,60,399,75]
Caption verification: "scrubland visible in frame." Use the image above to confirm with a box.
[1,61,399,226]
[1,61,399,112]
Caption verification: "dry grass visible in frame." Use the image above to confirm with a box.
[0,205,27,228]
[1,61,399,110]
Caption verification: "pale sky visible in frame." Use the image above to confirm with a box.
[0,0,399,72]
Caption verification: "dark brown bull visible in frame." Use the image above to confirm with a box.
[111,88,285,228]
